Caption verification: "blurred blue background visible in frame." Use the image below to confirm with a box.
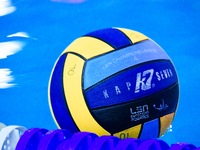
[0,0,200,146]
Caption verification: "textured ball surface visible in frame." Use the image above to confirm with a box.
[48,28,179,140]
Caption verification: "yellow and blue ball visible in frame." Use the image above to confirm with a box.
[48,28,179,140]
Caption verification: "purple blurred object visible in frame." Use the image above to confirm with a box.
[170,143,197,150]
[12,128,200,149]
[114,138,143,150]
[15,128,48,150]
[56,132,98,150]
[37,129,73,150]
[137,139,170,150]
[88,135,121,150]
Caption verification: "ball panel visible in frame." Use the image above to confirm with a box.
[83,39,170,90]
[139,119,159,140]
[90,83,178,134]
[159,112,175,137]
[84,28,132,49]
[63,53,110,136]
[115,28,149,44]
[49,53,79,133]
[85,60,178,109]
[113,124,142,139]
[61,36,114,59]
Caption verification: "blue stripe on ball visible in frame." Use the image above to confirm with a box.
[90,83,179,134]
[139,119,159,140]
[84,28,132,49]
[85,60,178,109]
[50,53,79,133]
[83,40,170,90]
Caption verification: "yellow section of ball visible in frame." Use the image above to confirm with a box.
[63,53,110,136]
[115,28,149,44]
[159,113,175,137]
[113,124,142,139]
[62,36,114,59]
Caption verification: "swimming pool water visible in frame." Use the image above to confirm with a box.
[0,0,200,147]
